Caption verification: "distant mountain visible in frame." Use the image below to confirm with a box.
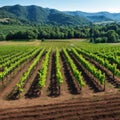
[1,5,120,26]
[0,5,91,26]
[87,15,112,22]
[65,11,120,23]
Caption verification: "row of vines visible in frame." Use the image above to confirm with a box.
[0,45,120,100]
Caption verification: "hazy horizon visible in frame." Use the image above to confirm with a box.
[0,0,120,13]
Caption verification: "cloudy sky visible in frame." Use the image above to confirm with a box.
[0,0,120,13]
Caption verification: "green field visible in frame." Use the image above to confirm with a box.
[0,40,120,119]
[0,40,120,97]
[1,39,119,47]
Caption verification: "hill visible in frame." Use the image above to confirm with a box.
[0,5,91,26]
[1,5,120,25]
[65,11,120,23]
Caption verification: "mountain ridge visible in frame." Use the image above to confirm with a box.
[0,5,120,25]
[0,5,91,26]
[65,11,120,22]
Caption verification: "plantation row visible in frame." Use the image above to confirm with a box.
[0,46,120,100]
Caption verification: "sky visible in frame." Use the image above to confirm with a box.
[0,0,120,13]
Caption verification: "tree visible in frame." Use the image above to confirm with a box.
[25,30,37,39]
[107,30,119,43]
[6,31,15,40]
[0,33,5,41]
[68,31,74,38]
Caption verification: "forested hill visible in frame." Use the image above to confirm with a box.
[0,5,91,26]
[65,11,120,23]
[1,5,120,26]
[0,5,120,43]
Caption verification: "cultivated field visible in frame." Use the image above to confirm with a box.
[0,40,120,120]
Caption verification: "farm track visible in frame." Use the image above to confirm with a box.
[0,93,120,120]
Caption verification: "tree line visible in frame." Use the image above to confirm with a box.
[0,23,120,43]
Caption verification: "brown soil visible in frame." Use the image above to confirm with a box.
[0,51,120,120]
[69,52,104,92]
[24,56,45,98]
[61,51,81,94]
[84,56,120,88]
[3,51,41,100]
[0,59,33,99]
[0,93,120,120]
[0,60,28,91]
[25,53,46,99]
[25,74,41,98]
[59,51,70,96]
[40,51,52,97]
[48,51,60,97]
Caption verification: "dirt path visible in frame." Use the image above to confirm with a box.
[47,51,59,97]
[59,52,70,96]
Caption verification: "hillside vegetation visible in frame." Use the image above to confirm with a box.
[0,5,91,26]
[0,5,120,43]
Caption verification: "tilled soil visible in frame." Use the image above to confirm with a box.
[0,93,120,120]
[69,52,103,92]
[84,55,120,88]
[0,51,120,120]
[60,51,81,94]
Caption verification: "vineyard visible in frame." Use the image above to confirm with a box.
[0,41,120,120]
